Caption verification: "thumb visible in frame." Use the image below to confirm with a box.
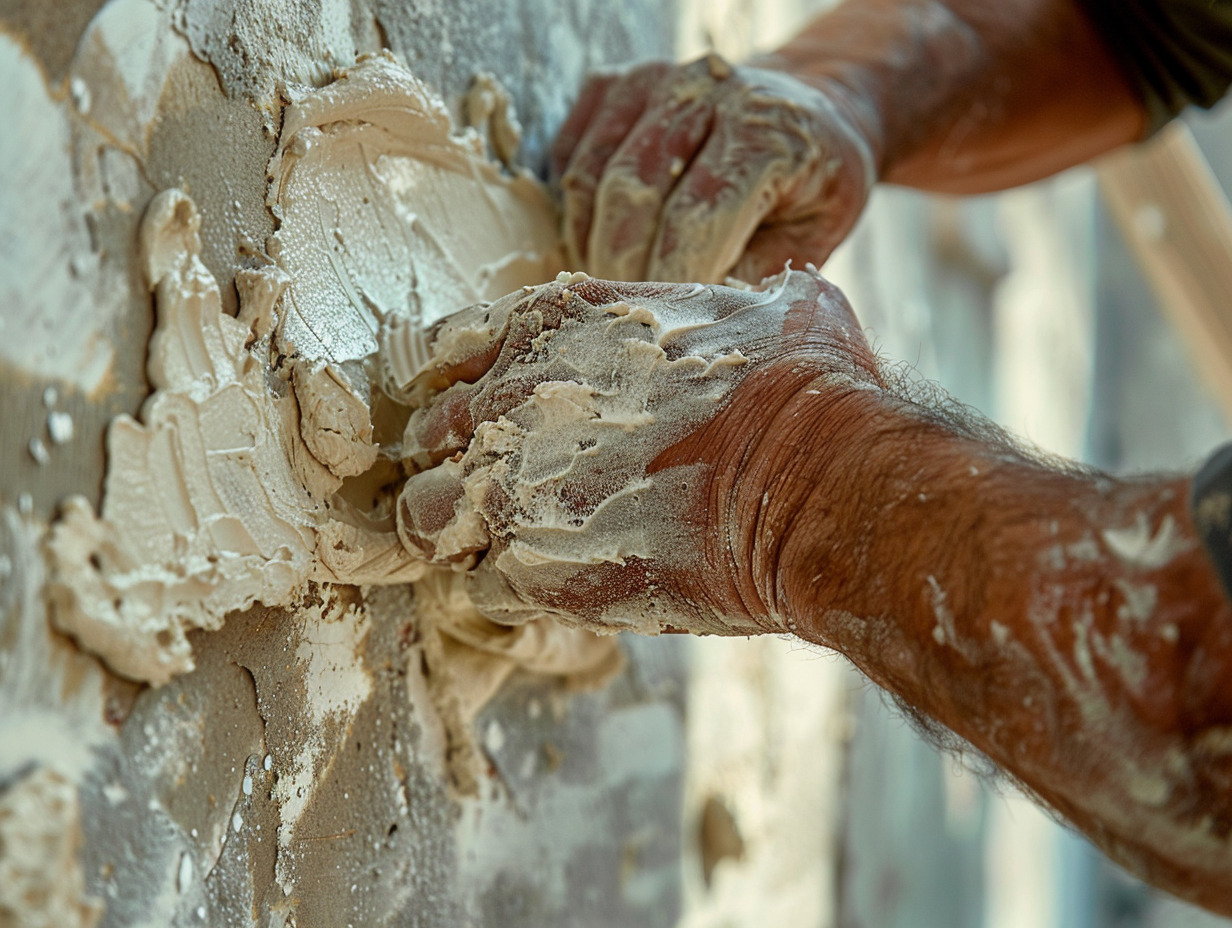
[396,460,489,567]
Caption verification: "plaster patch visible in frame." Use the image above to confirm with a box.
[0,767,103,928]
[465,71,523,167]
[267,52,564,365]
[0,35,111,393]
[0,508,111,785]
[296,596,373,728]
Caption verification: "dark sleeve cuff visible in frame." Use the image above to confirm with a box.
[1191,443,1232,602]
[1075,0,1232,136]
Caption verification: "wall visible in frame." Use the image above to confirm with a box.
[0,2,698,925]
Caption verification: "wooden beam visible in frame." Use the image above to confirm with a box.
[1097,122,1232,426]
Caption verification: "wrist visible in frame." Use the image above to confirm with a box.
[750,49,889,185]
[739,380,910,633]
[764,389,1062,660]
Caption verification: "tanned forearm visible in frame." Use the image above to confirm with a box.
[762,0,1147,193]
[765,388,1232,914]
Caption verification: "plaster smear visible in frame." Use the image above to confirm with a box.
[47,189,424,686]
[267,52,564,365]
[272,594,373,865]
[0,35,110,393]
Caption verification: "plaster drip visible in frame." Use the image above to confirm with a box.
[45,56,620,766]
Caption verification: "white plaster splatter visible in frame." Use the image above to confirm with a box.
[1102,513,1192,570]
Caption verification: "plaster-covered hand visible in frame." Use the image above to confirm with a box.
[551,55,878,284]
[396,267,881,636]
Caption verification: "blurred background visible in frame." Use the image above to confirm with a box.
[674,3,1232,927]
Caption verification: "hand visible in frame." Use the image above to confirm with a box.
[396,267,883,637]
[551,55,878,284]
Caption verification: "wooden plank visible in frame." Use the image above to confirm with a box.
[1097,122,1232,426]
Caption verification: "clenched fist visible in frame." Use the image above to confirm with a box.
[396,268,883,636]
[551,55,878,284]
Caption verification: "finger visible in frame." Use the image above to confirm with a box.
[405,281,602,465]
[559,63,673,270]
[647,126,788,283]
[403,384,482,467]
[584,83,718,281]
[467,546,656,631]
[549,72,618,183]
[730,219,837,285]
[396,459,489,565]
[409,298,516,399]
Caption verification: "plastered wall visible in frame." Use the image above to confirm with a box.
[0,2,705,924]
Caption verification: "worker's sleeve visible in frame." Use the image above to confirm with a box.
[1192,444,1232,602]
[1074,0,1232,135]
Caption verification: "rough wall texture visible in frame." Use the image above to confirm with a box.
[0,1,699,924]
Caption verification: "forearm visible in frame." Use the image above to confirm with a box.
[763,0,1146,193]
[770,390,1232,913]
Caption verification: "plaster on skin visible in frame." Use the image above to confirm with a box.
[398,271,813,636]
[1102,512,1193,570]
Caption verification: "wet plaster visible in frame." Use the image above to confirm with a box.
[143,54,277,317]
